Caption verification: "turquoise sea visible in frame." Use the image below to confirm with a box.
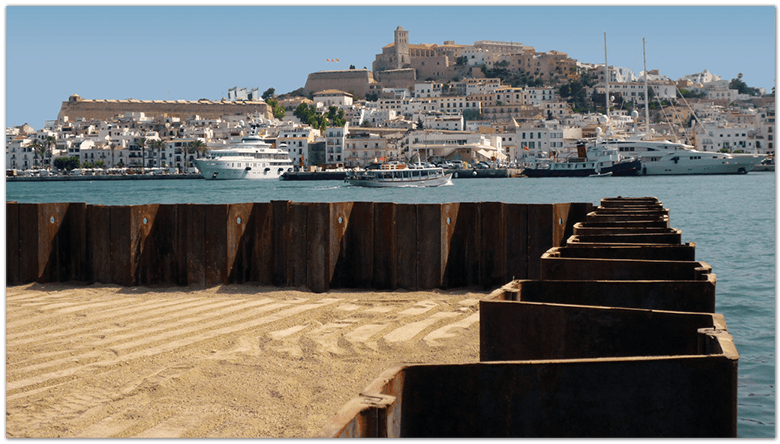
[6,172,776,437]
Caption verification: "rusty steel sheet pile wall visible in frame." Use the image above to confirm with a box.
[321,196,739,438]
[5,200,593,290]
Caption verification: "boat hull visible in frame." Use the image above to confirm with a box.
[345,173,453,188]
[639,156,763,175]
[523,159,641,178]
[194,159,293,180]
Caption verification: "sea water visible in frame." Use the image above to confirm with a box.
[6,173,776,437]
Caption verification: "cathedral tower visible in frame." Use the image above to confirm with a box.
[394,26,410,69]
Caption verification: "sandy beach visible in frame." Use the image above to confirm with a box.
[6,282,489,438]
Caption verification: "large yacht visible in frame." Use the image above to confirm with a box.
[594,134,764,175]
[194,127,294,180]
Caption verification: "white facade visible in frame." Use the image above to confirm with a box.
[413,112,464,131]
[228,86,260,101]
[597,82,677,102]
[313,90,354,108]
[465,80,501,96]
[679,69,721,85]
[277,127,318,167]
[415,82,442,98]
[524,87,556,106]
[405,130,501,163]
[344,133,396,167]
[695,121,757,153]
[461,48,488,66]
[516,123,565,157]
[325,124,349,164]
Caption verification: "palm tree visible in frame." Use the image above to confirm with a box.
[150,139,166,169]
[29,140,46,169]
[187,140,208,159]
[109,143,117,168]
[44,136,56,169]
[136,137,147,173]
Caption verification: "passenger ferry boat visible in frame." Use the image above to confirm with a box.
[193,127,294,180]
[345,162,452,187]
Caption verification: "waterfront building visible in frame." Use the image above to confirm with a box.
[277,126,320,167]
[344,132,397,167]
[325,123,349,165]
[404,129,503,164]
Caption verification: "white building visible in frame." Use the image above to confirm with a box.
[524,87,556,106]
[313,90,354,108]
[694,120,757,154]
[679,69,721,85]
[415,82,442,98]
[228,86,261,101]
[344,133,397,167]
[461,48,488,66]
[277,127,319,166]
[516,121,566,158]
[404,130,502,164]
[465,79,502,96]
[325,123,349,164]
[413,112,464,131]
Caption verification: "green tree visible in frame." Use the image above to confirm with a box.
[266,99,286,119]
[327,106,346,127]
[54,156,80,171]
[349,64,356,69]
[95,160,106,168]
[150,139,166,168]
[729,76,760,96]
[262,87,275,100]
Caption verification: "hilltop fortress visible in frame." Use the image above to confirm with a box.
[305,26,577,97]
[59,26,578,121]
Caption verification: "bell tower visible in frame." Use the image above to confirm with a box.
[394,26,410,69]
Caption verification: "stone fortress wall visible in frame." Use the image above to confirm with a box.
[303,69,376,98]
[57,94,271,122]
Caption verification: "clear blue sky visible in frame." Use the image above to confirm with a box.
[5,4,776,129]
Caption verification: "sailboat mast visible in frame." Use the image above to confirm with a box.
[643,37,650,135]
[604,32,609,118]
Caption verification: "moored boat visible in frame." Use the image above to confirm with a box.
[522,142,641,178]
[193,125,294,180]
[345,162,452,187]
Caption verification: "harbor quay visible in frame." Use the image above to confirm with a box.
[6,197,738,437]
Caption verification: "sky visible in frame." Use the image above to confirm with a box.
[4,3,777,130]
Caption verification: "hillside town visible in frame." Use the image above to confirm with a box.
[6,26,775,175]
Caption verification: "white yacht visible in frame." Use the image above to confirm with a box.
[590,36,764,175]
[194,127,294,180]
[595,135,764,175]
